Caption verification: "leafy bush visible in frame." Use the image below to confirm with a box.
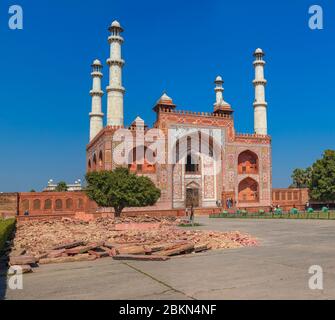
[290,208,299,215]
[0,218,16,253]
[274,208,282,215]
[241,210,248,216]
[219,211,228,218]
[258,210,265,215]
[307,208,314,213]
[322,207,329,213]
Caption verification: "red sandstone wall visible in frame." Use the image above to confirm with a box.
[272,188,309,211]
[16,191,186,220]
[0,193,18,218]
[18,192,94,217]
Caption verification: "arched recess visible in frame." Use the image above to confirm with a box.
[77,198,84,210]
[128,146,156,174]
[66,198,73,210]
[44,199,52,210]
[33,199,41,210]
[98,151,103,170]
[55,199,63,210]
[238,150,259,175]
[92,154,97,171]
[238,178,259,203]
[186,181,200,208]
[22,200,29,211]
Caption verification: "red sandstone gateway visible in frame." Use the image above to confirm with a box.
[85,22,273,214]
[0,22,309,220]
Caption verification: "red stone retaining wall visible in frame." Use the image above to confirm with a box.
[8,188,310,221]
[272,188,309,211]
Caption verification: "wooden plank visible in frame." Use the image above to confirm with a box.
[113,254,170,262]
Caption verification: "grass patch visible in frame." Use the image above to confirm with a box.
[0,218,16,254]
[209,211,335,220]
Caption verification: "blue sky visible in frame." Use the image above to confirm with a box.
[0,0,334,191]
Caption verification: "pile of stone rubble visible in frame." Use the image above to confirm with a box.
[8,216,258,273]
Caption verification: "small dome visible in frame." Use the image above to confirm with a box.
[92,59,102,66]
[111,20,121,28]
[158,92,173,103]
[215,76,223,82]
[255,48,264,54]
[134,116,144,122]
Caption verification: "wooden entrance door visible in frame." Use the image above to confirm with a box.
[186,188,200,208]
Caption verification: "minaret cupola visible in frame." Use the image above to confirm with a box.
[213,76,233,115]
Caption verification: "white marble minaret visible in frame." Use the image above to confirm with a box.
[106,20,125,126]
[253,48,268,135]
[214,76,230,108]
[89,59,104,141]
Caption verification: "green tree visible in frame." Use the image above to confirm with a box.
[85,168,161,217]
[55,181,68,192]
[290,167,312,189]
[310,150,335,201]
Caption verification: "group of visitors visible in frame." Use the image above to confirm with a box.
[226,198,235,209]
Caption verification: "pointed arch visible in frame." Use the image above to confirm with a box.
[238,150,259,175]
[98,151,103,169]
[238,178,259,203]
[92,154,97,171]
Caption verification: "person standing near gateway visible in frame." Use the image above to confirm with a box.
[190,205,195,226]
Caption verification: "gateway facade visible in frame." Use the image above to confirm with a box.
[86,21,272,211]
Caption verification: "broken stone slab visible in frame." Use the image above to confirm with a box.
[156,243,195,257]
[116,245,150,255]
[88,250,109,259]
[52,241,86,251]
[47,249,67,259]
[103,242,116,249]
[100,246,118,257]
[9,255,37,266]
[194,243,210,253]
[35,253,49,261]
[39,254,97,265]
[65,242,104,255]
[147,241,189,253]
[113,254,170,262]
[9,249,27,257]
